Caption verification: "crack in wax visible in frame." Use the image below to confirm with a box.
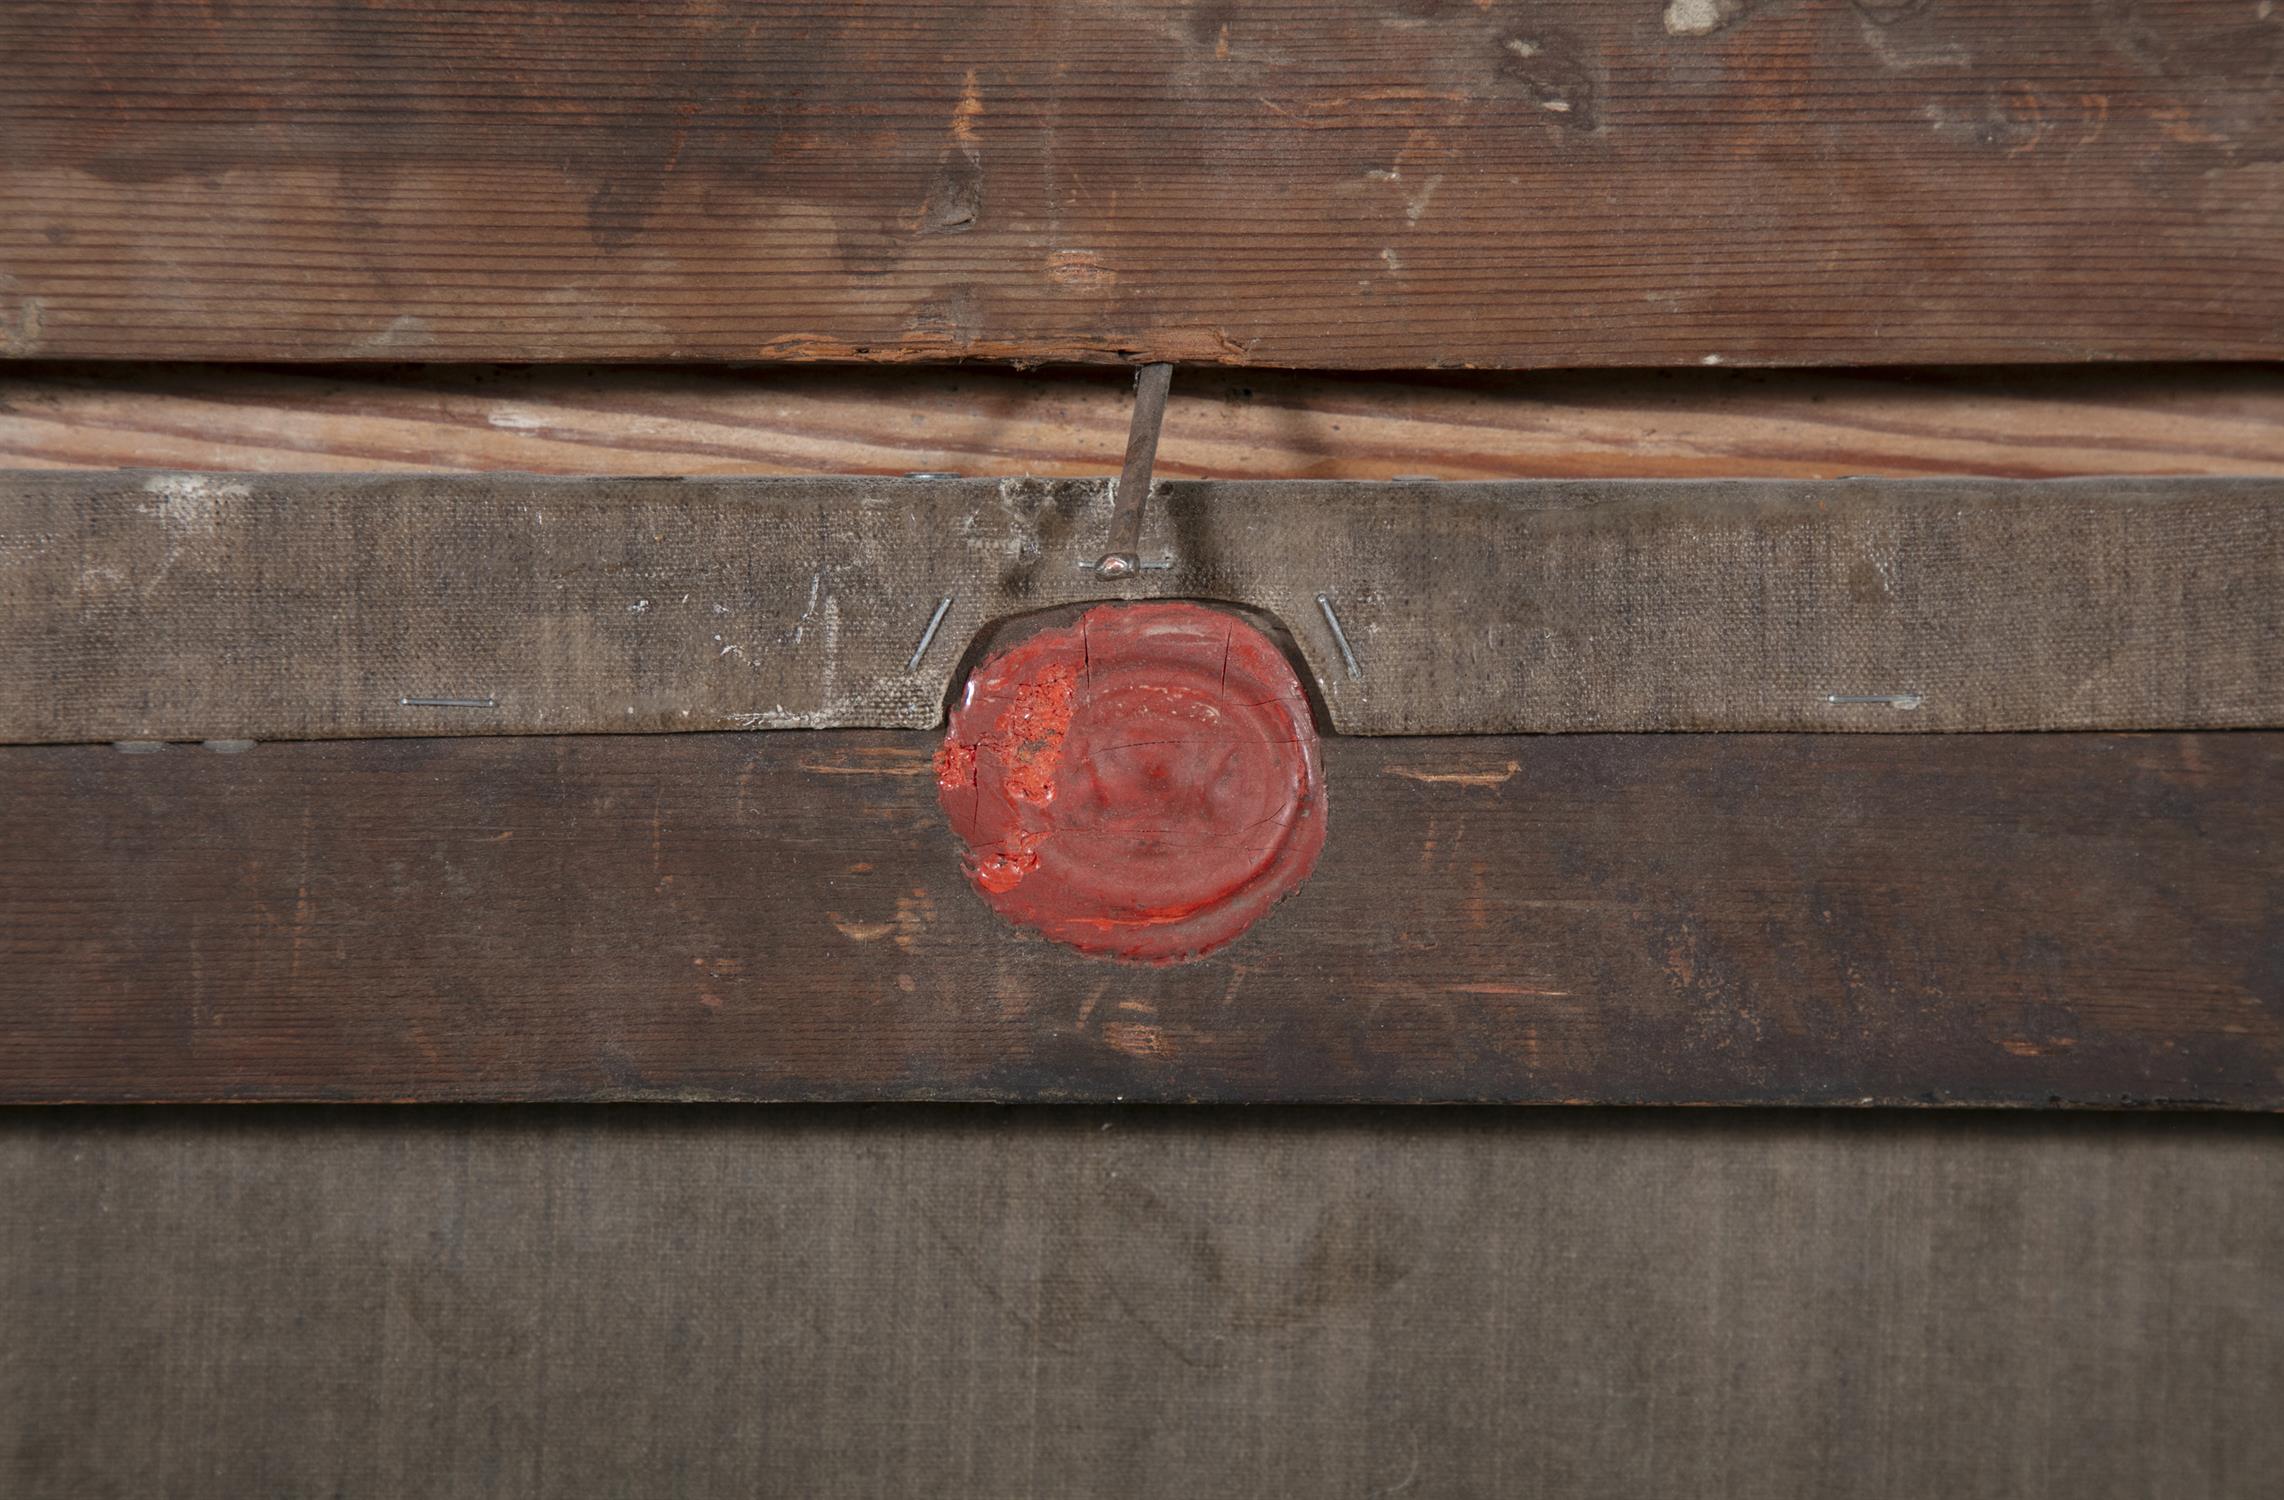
[935,601,1327,963]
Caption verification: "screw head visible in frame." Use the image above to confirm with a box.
[1094,553,1138,579]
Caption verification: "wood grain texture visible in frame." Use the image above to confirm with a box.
[8,472,2279,741]
[2,2,2279,367]
[6,363,2284,480]
[1,731,2277,1105]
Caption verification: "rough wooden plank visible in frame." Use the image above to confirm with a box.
[1,731,2276,1105]
[8,363,2284,481]
[2,2,2278,367]
[5,471,2277,742]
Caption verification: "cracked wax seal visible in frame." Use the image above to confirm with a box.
[935,600,1327,963]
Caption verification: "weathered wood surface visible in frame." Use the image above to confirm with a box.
[1,731,2277,1105]
[7,363,2284,481]
[5,472,2277,742]
[2,3,2279,367]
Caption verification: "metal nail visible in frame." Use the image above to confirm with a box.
[400,696,496,708]
[1072,556,1175,573]
[1825,693,1924,709]
[906,596,955,673]
[1092,362,1176,579]
[1317,593,1363,680]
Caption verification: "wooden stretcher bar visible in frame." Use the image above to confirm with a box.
[2,0,2279,367]
[1,729,2276,1105]
[6,364,2283,482]
[5,472,2278,742]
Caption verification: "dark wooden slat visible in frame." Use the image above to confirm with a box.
[1,2,2278,367]
[2,731,2277,1105]
[6,472,2279,742]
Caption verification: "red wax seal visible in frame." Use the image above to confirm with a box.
[936,601,1327,963]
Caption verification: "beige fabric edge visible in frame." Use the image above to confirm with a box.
[2,1106,2279,1499]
